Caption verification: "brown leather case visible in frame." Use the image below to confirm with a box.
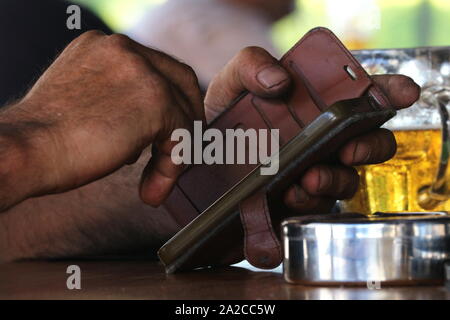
[161,27,392,271]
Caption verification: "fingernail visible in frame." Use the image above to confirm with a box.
[256,65,289,89]
[294,185,310,204]
[352,142,371,164]
[318,168,332,192]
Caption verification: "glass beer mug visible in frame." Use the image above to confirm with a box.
[341,47,450,214]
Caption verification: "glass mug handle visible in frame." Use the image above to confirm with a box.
[418,89,450,209]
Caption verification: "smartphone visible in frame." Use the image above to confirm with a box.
[158,27,395,273]
[159,97,395,273]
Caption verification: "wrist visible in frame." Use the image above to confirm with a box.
[0,131,28,211]
[0,101,56,210]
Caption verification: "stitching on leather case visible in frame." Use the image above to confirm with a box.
[253,94,305,129]
[288,60,329,112]
[281,28,390,107]
[240,193,282,267]
[285,99,305,128]
[282,28,369,82]
[283,28,391,113]
[281,27,378,89]
[251,96,274,129]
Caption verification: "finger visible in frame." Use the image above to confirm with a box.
[139,112,192,207]
[205,46,291,122]
[372,74,421,109]
[339,128,397,166]
[167,81,200,123]
[131,41,205,123]
[139,140,186,207]
[299,165,360,199]
[283,185,336,214]
[138,57,201,207]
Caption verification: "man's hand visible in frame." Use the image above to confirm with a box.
[0,31,204,211]
[205,47,421,214]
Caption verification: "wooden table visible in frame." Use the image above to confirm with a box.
[1,260,449,300]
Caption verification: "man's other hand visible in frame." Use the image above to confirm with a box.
[205,47,421,215]
[1,31,204,210]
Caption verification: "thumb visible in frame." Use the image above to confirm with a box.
[139,97,194,207]
[139,138,186,207]
[205,46,291,123]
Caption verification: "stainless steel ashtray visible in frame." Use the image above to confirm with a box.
[282,212,450,286]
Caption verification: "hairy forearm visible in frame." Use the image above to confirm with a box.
[0,102,55,212]
[0,150,181,262]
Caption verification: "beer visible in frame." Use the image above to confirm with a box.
[341,128,450,214]
[347,46,450,214]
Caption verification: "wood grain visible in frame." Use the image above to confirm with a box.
[0,260,449,300]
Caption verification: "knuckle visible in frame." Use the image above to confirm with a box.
[113,53,147,82]
[106,33,133,50]
[123,53,147,72]
[79,30,105,41]
[70,30,105,48]
[237,46,267,61]
[150,79,173,105]
[181,63,200,87]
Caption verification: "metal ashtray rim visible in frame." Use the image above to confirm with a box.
[282,212,450,286]
[282,211,450,225]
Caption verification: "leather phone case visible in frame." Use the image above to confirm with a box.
[161,27,392,271]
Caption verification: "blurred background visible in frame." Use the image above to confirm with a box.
[73,0,450,51]
[3,0,450,104]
